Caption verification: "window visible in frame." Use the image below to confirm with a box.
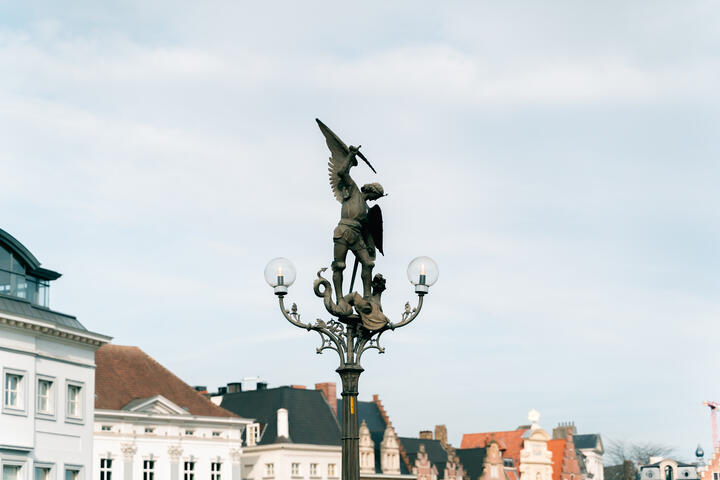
[665,467,674,480]
[310,464,318,477]
[101,425,112,431]
[4,372,23,409]
[328,464,336,477]
[184,430,194,436]
[291,463,300,476]
[212,431,221,437]
[100,459,112,480]
[265,463,274,477]
[37,378,54,414]
[144,427,155,434]
[211,462,221,480]
[247,423,260,446]
[65,469,79,480]
[35,467,51,480]
[66,383,82,419]
[3,465,22,480]
[184,461,195,480]
[143,460,155,480]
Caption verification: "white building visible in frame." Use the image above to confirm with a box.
[573,434,604,480]
[0,227,112,480]
[216,385,343,480]
[93,345,251,480]
[519,410,553,480]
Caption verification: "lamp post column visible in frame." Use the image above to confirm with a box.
[338,364,363,480]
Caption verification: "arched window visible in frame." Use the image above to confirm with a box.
[665,466,674,480]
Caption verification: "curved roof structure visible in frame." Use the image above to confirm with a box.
[0,227,61,280]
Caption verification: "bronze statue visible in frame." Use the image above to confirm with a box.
[317,119,384,312]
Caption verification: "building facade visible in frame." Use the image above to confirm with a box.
[217,385,343,480]
[93,345,250,480]
[0,227,111,480]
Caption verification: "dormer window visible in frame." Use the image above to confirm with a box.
[0,243,51,307]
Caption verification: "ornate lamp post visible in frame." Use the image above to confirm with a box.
[264,120,439,480]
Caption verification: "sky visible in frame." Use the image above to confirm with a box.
[1,0,719,456]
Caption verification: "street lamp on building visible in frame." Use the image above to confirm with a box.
[264,120,438,480]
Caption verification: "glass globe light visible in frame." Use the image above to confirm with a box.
[264,257,296,295]
[407,256,438,294]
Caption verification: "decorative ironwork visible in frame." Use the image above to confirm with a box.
[269,120,435,480]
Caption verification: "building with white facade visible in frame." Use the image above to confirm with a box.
[93,345,251,480]
[640,458,699,480]
[0,227,112,480]
[573,434,604,480]
[518,410,553,480]
[216,385,343,480]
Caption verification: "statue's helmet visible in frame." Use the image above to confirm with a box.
[361,182,384,199]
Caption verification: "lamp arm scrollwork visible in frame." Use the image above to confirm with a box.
[387,294,424,330]
[277,296,348,367]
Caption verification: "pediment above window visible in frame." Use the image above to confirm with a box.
[122,395,190,415]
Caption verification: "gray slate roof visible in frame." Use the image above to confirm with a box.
[400,437,450,479]
[574,434,603,453]
[220,387,340,446]
[456,447,488,480]
[0,294,86,331]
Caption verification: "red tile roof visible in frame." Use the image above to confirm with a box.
[95,344,236,417]
[461,429,528,465]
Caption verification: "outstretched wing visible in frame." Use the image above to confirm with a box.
[367,204,384,256]
[316,118,350,203]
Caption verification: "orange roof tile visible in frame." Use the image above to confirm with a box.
[461,429,528,465]
[548,438,566,480]
[95,344,236,417]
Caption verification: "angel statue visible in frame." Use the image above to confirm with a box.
[317,119,384,312]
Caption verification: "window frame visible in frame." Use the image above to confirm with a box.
[264,463,274,477]
[310,463,319,477]
[183,461,195,480]
[2,459,26,480]
[2,368,27,416]
[142,459,155,480]
[64,465,82,480]
[65,380,85,424]
[328,463,337,478]
[100,458,113,480]
[291,463,300,477]
[210,462,221,480]
[36,375,56,419]
[34,462,54,480]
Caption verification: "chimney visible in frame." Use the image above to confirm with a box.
[277,408,289,439]
[227,382,242,393]
[291,385,306,390]
[257,382,268,390]
[419,430,433,440]
[553,421,578,439]
[435,425,448,447]
[315,382,338,417]
[217,386,227,395]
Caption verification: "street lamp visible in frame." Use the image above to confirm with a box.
[264,119,438,480]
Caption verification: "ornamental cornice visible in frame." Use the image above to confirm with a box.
[0,314,110,347]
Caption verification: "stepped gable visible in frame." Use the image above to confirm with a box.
[95,344,235,417]
[222,386,341,446]
[337,394,412,474]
